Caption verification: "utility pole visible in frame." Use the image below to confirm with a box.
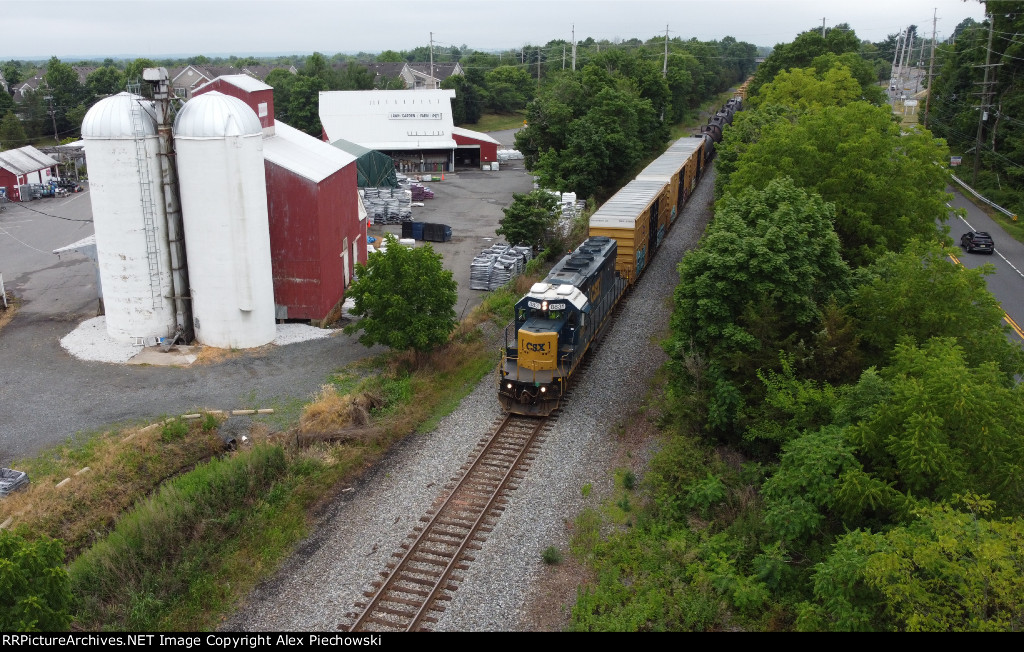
[537,48,541,83]
[973,14,997,185]
[821,17,826,38]
[562,44,565,70]
[45,92,58,143]
[429,32,434,89]
[571,24,576,71]
[925,9,938,127]
[663,24,669,78]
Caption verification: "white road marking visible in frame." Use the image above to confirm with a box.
[954,210,1024,280]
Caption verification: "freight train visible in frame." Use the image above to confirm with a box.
[497,132,718,416]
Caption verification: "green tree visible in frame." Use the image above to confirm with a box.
[670,178,850,361]
[264,68,295,124]
[288,75,327,137]
[497,190,560,250]
[849,240,1023,375]
[85,65,124,98]
[802,495,1024,632]
[841,337,1024,517]
[442,74,483,125]
[754,64,863,112]
[484,65,534,113]
[0,531,73,632]
[376,50,405,63]
[0,90,16,119]
[343,235,458,357]
[122,58,156,85]
[43,57,86,137]
[667,178,850,436]
[718,101,951,266]
[2,60,24,89]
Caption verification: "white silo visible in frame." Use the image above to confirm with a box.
[81,92,176,343]
[173,91,276,349]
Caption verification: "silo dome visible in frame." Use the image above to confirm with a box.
[82,92,176,344]
[81,92,158,139]
[174,91,262,139]
[174,91,276,349]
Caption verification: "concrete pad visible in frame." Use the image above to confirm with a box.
[127,345,200,367]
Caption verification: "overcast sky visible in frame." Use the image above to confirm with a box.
[2,0,987,61]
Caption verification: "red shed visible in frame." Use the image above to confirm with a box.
[193,76,364,324]
[0,145,59,201]
[453,127,500,167]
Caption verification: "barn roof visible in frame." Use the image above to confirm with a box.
[264,120,356,183]
[195,73,272,94]
[452,126,500,145]
[0,146,59,175]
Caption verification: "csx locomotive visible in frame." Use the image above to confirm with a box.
[497,80,750,416]
[497,236,625,415]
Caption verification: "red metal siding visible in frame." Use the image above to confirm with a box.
[452,132,498,163]
[0,168,19,200]
[265,160,363,322]
[194,79,274,129]
[265,162,322,320]
[316,163,362,318]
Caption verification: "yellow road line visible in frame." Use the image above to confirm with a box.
[1005,313,1024,341]
[948,253,1024,342]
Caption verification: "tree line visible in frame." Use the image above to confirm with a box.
[572,19,1024,632]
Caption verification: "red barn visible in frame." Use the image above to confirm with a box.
[193,75,365,324]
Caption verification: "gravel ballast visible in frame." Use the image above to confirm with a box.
[222,168,717,632]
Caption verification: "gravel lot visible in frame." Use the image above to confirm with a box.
[0,132,533,466]
[221,166,717,632]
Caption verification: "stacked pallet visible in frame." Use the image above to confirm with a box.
[469,244,534,291]
[361,187,413,224]
[410,183,434,200]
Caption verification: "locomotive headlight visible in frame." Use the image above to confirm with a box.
[540,386,547,393]
[541,301,548,311]
[507,382,513,390]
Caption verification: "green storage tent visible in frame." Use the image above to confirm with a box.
[330,138,398,188]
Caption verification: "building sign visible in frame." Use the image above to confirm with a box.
[950,156,962,167]
[389,112,442,120]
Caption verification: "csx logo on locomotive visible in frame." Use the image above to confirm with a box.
[525,342,549,353]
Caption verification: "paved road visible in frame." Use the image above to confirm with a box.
[945,185,1024,342]
[0,143,532,466]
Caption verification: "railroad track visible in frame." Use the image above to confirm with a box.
[343,412,554,632]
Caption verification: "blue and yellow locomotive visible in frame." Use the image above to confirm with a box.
[498,236,626,416]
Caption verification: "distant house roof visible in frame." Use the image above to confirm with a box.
[338,61,464,89]
[0,145,59,175]
[263,120,356,183]
[406,62,463,81]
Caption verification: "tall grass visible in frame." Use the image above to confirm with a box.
[69,445,287,630]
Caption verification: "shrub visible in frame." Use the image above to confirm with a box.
[0,530,72,631]
[542,545,563,565]
[160,420,188,442]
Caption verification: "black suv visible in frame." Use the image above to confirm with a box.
[961,231,995,254]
